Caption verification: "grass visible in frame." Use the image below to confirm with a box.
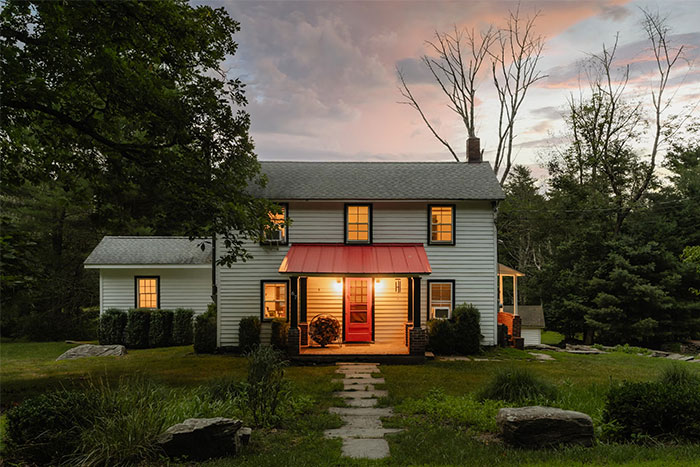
[541,330,565,345]
[2,342,700,465]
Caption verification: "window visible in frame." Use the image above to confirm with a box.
[428,205,455,244]
[136,277,159,309]
[428,280,454,319]
[345,204,371,243]
[263,204,288,244]
[262,281,288,320]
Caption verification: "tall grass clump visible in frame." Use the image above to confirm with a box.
[658,363,700,387]
[477,367,557,404]
[245,345,288,427]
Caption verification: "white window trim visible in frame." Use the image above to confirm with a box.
[429,281,454,320]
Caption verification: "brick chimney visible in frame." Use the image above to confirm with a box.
[467,137,482,163]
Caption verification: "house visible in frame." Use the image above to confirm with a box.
[85,158,505,357]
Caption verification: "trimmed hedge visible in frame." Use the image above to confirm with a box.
[99,308,127,345]
[194,305,217,354]
[270,318,289,351]
[149,309,173,348]
[124,308,152,348]
[239,316,261,353]
[172,308,195,346]
[427,303,482,355]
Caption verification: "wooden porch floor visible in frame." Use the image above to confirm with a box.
[300,340,409,355]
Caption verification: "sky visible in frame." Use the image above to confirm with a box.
[212,0,700,175]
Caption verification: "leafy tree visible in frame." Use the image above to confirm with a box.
[1,0,279,266]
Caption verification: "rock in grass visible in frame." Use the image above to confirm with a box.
[497,406,594,448]
[55,344,126,360]
[156,417,243,460]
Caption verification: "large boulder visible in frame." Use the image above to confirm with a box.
[156,417,245,460]
[497,406,594,448]
[56,344,126,360]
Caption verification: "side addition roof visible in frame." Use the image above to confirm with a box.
[84,236,211,267]
[251,161,505,200]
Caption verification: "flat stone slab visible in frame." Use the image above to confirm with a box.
[56,344,126,360]
[342,373,374,379]
[346,398,378,407]
[333,377,385,384]
[337,362,380,366]
[341,438,390,459]
[324,427,403,439]
[335,390,388,399]
[330,407,394,416]
[336,368,379,375]
[339,415,384,429]
[440,356,472,361]
[529,352,555,361]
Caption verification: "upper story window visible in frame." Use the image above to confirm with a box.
[136,277,159,309]
[262,281,288,320]
[428,280,454,319]
[263,203,288,244]
[428,205,455,245]
[345,204,372,244]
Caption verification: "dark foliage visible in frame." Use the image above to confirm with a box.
[124,308,151,349]
[245,345,287,427]
[4,390,98,465]
[99,308,127,345]
[477,367,557,403]
[602,377,700,442]
[427,303,481,355]
[172,308,195,346]
[309,314,341,347]
[238,316,261,353]
[270,318,289,351]
[194,305,217,354]
[148,309,173,348]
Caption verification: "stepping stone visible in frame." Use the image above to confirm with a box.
[336,368,379,375]
[335,390,388,399]
[440,356,471,361]
[338,415,384,429]
[346,398,378,407]
[337,362,380,366]
[332,377,385,385]
[330,407,394,416]
[529,352,555,361]
[342,383,376,391]
[341,438,390,459]
[343,373,373,379]
[324,427,403,439]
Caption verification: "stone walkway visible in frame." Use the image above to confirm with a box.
[324,363,401,459]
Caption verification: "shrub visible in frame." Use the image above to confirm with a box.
[477,367,557,403]
[309,314,340,347]
[602,379,700,442]
[124,308,152,348]
[194,306,217,354]
[238,316,261,353]
[245,345,288,427]
[426,318,456,355]
[453,303,482,355]
[172,308,195,345]
[74,306,100,340]
[149,309,173,347]
[99,308,127,345]
[271,318,289,351]
[4,390,98,465]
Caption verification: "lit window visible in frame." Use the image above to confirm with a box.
[263,204,287,243]
[429,281,453,319]
[136,277,159,309]
[346,205,370,243]
[263,282,287,320]
[429,205,454,244]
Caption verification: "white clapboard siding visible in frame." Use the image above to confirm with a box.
[100,268,211,314]
[374,277,409,343]
[521,328,542,346]
[217,200,498,347]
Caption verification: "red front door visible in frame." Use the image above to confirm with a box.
[345,278,373,342]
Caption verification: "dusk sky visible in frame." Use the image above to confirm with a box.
[215,1,700,175]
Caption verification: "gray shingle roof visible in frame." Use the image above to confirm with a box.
[251,161,505,200]
[84,236,211,265]
[503,306,546,329]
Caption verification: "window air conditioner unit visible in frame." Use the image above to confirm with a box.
[433,307,450,319]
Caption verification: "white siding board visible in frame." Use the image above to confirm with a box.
[522,328,542,346]
[101,268,211,314]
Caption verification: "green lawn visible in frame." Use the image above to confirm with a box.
[541,330,565,345]
[2,342,699,466]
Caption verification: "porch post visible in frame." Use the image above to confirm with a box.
[409,276,426,356]
[499,274,504,309]
[413,276,421,328]
[513,276,519,317]
[287,276,300,356]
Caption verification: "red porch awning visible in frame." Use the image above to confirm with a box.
[278,243,432,276]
